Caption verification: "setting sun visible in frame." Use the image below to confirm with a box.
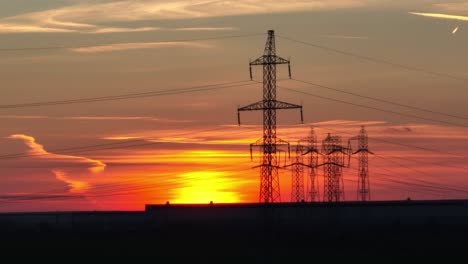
[170,171,243,204]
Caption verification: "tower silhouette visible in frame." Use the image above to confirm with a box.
[355,126,371,201]
[238,30,303,203]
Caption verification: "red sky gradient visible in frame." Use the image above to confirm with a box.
[1,1,468,212]
[1,121,468,212]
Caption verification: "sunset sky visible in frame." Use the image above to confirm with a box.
[1,0,468,212]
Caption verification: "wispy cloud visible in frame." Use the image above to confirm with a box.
[7,134,106,173]
[409,12,468,22]
[0,0,370,34]
[6,134,106,194]
[174,27,239,31]
[0,23,75,33]
[8,134,48,155]
[85,27,160,34]
[54,169,89,193]
[0,115,193,123]
[312,120,387,126]
[320,34,369,40]
[70,41,212,53]
[435,3,468,13]
[0,115,47,119]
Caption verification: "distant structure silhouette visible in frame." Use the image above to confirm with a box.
[238,30,303,203]
[349,126,373,201]
[300,127,320,202]
[322,134,347,202]
[290,143,306,202]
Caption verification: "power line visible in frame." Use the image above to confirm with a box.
[290,78,468,122]
[0,124,261,163]
[0,162,256,202]
[243,123,466,160]
[243,124,468,196]
[0,80,254,109]
[277,35,468,82]
[323,127,468,194]
[315,125,467,161]
[0,33,265,52]
[347,165,457,198]
[372,154,468,193]
[0,126,238,160]
[280,85,467,128]
[346,156,468,198]
[374,151,468,171]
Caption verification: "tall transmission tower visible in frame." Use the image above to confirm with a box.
[300,127,319,202]
[238,30,303,203]
[322,133,347,202]
[290,143,305,202]
[352,126,372,201]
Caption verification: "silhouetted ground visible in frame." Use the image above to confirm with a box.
[1,200,467,261]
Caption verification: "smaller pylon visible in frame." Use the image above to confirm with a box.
[300,127,320,202]
[355,126,372,201]
[322,133,347,202]
[290,143,305,202]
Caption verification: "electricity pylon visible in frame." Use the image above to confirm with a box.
[238,30,303,203]
[290,143,306,202]
[350,126,373,201]
[322,133,348,202]
[300,127,320,202]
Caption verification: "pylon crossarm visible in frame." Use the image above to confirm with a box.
[284,162,313,169]
[238,100,264,112]
[250,55,290,66]
[302,148,322,156]
[326,149,349,155]
[276,138,290,146]
[272,100,302,110]
[315,161,347,168]
[353,148,375,155]
[238,100,302,111]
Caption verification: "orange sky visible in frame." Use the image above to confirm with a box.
[1,1,468,212]
[2,121,468,212]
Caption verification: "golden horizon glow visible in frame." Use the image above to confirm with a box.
[169,171,244,204]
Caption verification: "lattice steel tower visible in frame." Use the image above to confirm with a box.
[300,127,319,202]
[322,133,346,202]
[290,143,305,202]
[238,30,303,203]
[355,126,371,201]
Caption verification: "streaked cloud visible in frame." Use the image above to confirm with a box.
[435,3,468,13]
[174,27,239,31]
[103,136,140,141]
[8,134,48,155]
[7,134,106,173]
[0,23,75,33]
[312,120,387,126]
[320,34,369,40]
[0,115,192,123]
[409,12,468,22]
[85,27,160,34]
[0,0,370,34]
[54,169,89,193]
[0,115,47,119]
[70,41,211,53]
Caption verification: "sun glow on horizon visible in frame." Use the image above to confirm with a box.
[169,171,244,204]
